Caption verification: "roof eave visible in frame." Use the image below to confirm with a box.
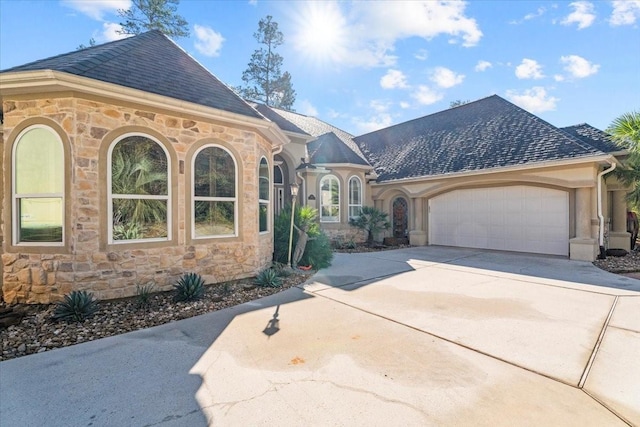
[0,70,289,147]
[311,162,372,169]
[372,154,617,186]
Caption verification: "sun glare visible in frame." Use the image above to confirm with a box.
[292,2,348,65]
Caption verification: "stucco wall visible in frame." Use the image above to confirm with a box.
[2,96,274,303]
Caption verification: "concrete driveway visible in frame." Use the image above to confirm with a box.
[1,247,639,426]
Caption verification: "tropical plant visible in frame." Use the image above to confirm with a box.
[173,273,205,302]
[300,232,333,270]
[52,291,99,322]
[238,15,296,110]
[273,205,324,265]
[255,268,282,288]
[117,0,190,38]
[349,206,391,246]
[608,111,640,209]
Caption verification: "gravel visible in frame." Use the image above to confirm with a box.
[1,272,311,362]
[592,249,640,273]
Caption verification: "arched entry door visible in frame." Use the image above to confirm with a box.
[392,197,408,238]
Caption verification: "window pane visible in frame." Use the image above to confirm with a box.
[322,206,339,221]
[259,158,269,200]
[111,136,168,196]
[16,128,63,194]
[194,147,235,198]
[19,198,63,242]
[112,199,167,240]
[349,206,362,218]
[350,178,361,203]
[259,202,268,232]
[273,165,283,184]
[194,200,235,237]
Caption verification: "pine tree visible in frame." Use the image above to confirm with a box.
[239,15,296,110]
[117,0,189,38]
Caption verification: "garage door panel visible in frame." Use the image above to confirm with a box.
[429,186,568,256]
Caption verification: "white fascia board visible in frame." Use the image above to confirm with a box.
[370,154,616,186]
[0,70,290,146]
[312,163,372,170]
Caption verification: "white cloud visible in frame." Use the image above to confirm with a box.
[412,85,444,105]
[353,113,393,134]
[515,58,545,79]
[193,25,225,57]
[291,1,481,69]
[561,1,596,29]
[414,49,428,61]
[510,6,547,24]
[299,100,318,116]
[430,67,465,88]
[554,74,565,82]
[475,60,492,72]
[380,69,409,89]
[560,55,600,78]
[62,0,130,20]
[101,22,128,41]
[506,87,558,113]
[610,0,640,26]
[399,101,411,109]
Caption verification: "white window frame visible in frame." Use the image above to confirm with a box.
[12,125,65,246]
[191,144,238,239]
[348,176,363,220]
[259,157,270,234]
[320,174,340,223]
[107,133,171,244]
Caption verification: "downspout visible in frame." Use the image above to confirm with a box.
[296,171,306,205]
[597,161,616,258]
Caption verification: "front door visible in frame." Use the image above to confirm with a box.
[392,197,408,238]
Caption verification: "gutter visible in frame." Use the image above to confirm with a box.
[597,161,617,257]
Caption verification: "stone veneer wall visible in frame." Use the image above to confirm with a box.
[2,97,274,304]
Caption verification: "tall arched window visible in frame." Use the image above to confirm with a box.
[348,176,363,219]
[259,157,269,233]
[320,175,340,222]
[108,134,170,242]
[12,125,64,245]
[193,145,237,238]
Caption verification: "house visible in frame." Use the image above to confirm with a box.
[0,31,630,304]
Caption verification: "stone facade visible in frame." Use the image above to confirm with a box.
[2,96,275,304]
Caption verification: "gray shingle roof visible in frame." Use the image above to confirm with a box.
[308,132,370,165]
[251,103,309,135]
[1,30,262,119]
[265,107,370,165]
[354,95,605,182]
[561,123,622,153]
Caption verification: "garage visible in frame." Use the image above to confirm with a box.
[429,186,569,256]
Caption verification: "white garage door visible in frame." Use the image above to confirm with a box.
[429,186,569,256]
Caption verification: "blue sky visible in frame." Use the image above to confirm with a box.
[1,0,639,135]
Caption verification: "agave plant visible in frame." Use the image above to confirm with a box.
[173,273,205,302]
[255,268,282,288]
[135,281,155,309]
[52,290,99,322]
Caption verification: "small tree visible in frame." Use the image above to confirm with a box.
[349,206,391,246]
[238,15,296,110]
[117,0,189,38]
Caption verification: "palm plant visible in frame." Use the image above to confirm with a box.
[349,206,391,246]
[608,111,640,209]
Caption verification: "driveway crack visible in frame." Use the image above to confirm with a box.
[578,295,618,389]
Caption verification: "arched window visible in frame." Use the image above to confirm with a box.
[348,176,363,219]
[320,175,340,222]
[259,157,269,233]
[12,125,64,245]
[108,134,170,242]
[192,145,237,238]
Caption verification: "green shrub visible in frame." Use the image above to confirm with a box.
[272,262,292,277]
[300,231,333,270]
[52,290,99,322]
[273,205,332,269]
[255,268,282,288]
[135,281,155,309]
[174,273,205,302]
[349,206,390,246]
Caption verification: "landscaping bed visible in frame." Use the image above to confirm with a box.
[0,272,311,362]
